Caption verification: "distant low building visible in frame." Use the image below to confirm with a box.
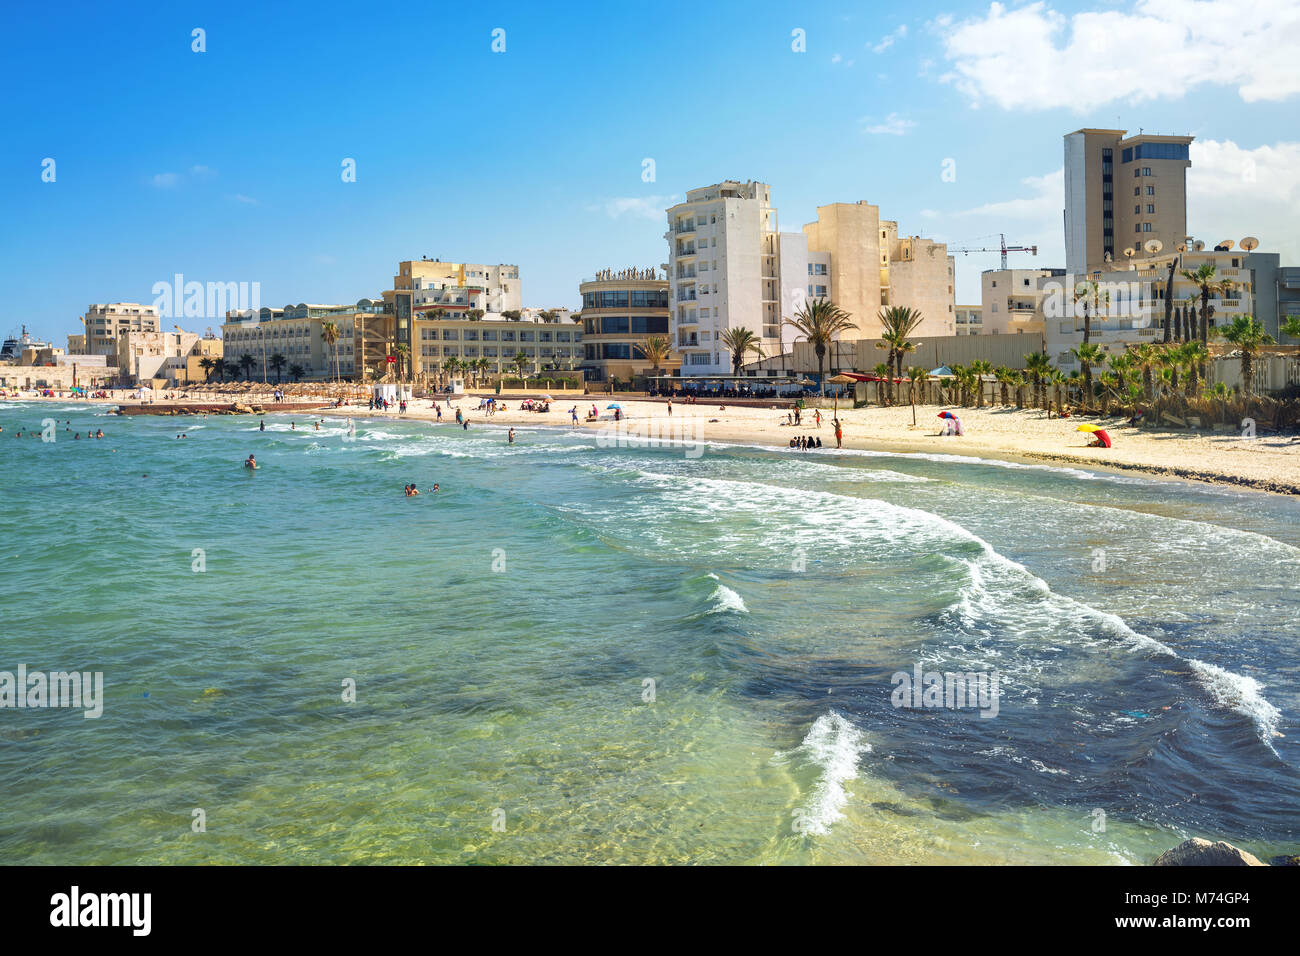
[578,270,675,383]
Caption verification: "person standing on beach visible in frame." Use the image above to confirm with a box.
[570,406,579,425]
[814,410,821,428]
[667,399,672,416]
[833,417,843,449]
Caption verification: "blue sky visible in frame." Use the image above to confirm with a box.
[3,0,1297,345]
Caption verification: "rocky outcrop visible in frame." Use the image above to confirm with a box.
[1154,838,1266,866]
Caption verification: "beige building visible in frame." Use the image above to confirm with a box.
[412,313,582,384]
[802,201,956,338]
[222,302,384,381]
[578,270,675,383]
[115,330,201,384]
[955,305,983,335]
[1064,128,1192,276]
[81,303,160,356]
[980,269,1064,340]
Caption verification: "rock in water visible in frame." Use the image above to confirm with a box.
[1154,838,1266,866]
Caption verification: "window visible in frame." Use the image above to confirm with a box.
[1146,185,1155,196]
[1134,187,1141,196]
[1023,278,1031,286]
[1134,168,1141,178]
[1143,223,1152,232]
[1143,167,1152,176]
[1135,224,1142,233]
[1146,204,1155,214]
[1135,205,1141,214]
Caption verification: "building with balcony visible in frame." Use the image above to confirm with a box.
[411,312,582,384]
[222,301,384,380]
[666,181,801,376]
[980,269,1064,339]
[1045,246,1262,369]
[955,305,983,335]
[81,303,160,356]
[577,270,675,383]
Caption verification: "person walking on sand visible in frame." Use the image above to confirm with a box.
[667,399,672,416]
[814,409,821,428]
[570,406,579,425]
[833,417,843,449]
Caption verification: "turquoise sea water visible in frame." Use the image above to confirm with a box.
[1,401,1297,864]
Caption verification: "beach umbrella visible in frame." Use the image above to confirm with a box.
[606,403,622,409]
[938,411,958,419]
[538,394,554,401]
[1074,423,1101,432]
[827,373,857,414]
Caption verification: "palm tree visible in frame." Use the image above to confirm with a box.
[1129,343,1159,401]
[1161,256,1179,343]
[907,366,926,425]
[720,327,765,377]
[1072,280,1110,344]
[969,359,993,408]
[289,363,305,383]
[394,343,410,382]
[1179,340,1208,396]
[199,356,216,382]
[875,306,924,404]
[321,322,341,381]
[1047,368,1066,417]
[872,362,890,405]
[269,353,286,384]
[1010,371,1027,410]
[1023,352,1051,411]
[785,298,856,396]
[1181,263,1234,345]
[1215,315,1274,395]
[512,351,530,386]
[1206,381,1232,423]
[993,366,1014,406]
[1071,342,1105,409]
[239,353,255,381]
[636,335,672,384]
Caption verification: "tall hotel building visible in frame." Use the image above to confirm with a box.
[666,181,821,375]
[1064,128,1192,277]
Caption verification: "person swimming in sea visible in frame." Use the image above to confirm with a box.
[508,428,515,444]
[245,454,258,469]
[260,420,265,431]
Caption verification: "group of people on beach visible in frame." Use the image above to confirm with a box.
[789,435,823,450]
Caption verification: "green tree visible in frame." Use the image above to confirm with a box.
[1214,315,1274,395]
[719,327,765,377]
[269,353,286,384]
[1071,342,1105,408]
[784,298,855,397]
[875,306,924,404]
[321,322,341,381]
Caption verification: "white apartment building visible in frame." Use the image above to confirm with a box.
[403,260,522,317]
[81,303,160,356]
[666,181,806,376]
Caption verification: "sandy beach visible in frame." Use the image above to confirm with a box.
[312,394,1300,497]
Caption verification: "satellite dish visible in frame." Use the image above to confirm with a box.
[1217,239,1235,250]
[1240,237,1259,252]
[1193,240,1205,251]
[1123,248,1136,259]
[1144,239,1163,254]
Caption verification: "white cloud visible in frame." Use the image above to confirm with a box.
[862,113,916,135]
[589,196,678,220]
[1187,139,1300,263]
[228,193,258,205]
[956,168,1063,220]
[871,24,908,53]
[189,165,216,178]
[831,53,842,64]
[150,172,180,189]
[937,0,1300,111]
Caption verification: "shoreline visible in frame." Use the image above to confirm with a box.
[310,398,1300,498]
[6,392,1297,496]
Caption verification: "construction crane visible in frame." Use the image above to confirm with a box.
[949,233,1038,270]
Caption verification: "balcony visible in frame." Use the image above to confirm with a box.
[676,267,696,279]
[675,221,696,235]
[676,291,697,302]
[676,244,696,257]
